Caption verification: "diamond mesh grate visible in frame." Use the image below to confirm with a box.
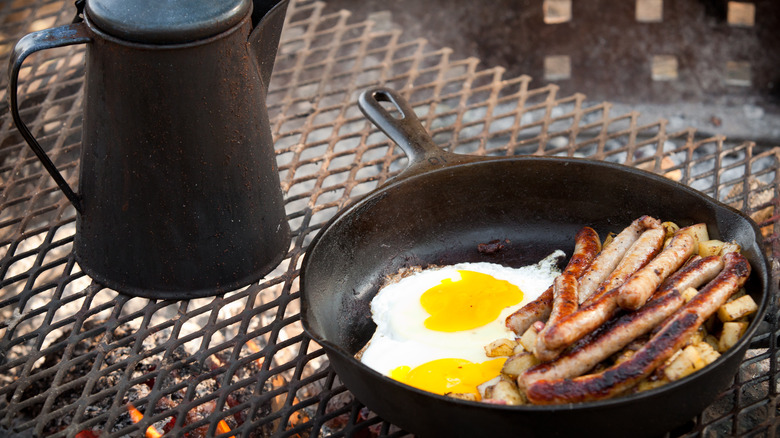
[0,0,779,437]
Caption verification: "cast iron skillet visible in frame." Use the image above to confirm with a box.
[300,88,771,437]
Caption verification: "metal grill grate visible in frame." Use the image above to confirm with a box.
[0,0,778,436]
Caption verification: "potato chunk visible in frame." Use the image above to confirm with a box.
[698,240,724,257]
[501,351,540,379]
[477,376,501,399]
[717,295,758,322]
[685,326,707,348]
[677,224,709,253]
[662,221,680,239]
[602,232,617,249]
[664,345,706,381]
[519,325,539,353]
[720,241,742,255]
[484,338,519,357]
[693,341,721,365]
[718,321,748,352]
[445,392,478,402]
[486,379,524,405]
[636,377,669,393]
[703,334,720,352]
[681,287,698,303]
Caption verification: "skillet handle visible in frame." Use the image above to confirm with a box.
[358,87,469,177]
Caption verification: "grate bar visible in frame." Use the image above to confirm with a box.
[0,0,778,437]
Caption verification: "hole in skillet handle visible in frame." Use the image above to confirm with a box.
[358,87,483,180]
[374,92,404,119]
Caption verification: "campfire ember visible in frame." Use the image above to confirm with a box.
[127,403,164,438]
[9,319,286,436]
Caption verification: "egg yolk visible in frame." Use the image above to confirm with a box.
[390,358,506,397]
[420,270,523,332]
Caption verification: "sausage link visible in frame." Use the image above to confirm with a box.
[617,232,696,310]
[505,287,553,335]
[653,255,724,299]
[547,272,580,327]
[543,227,665,350]
[505,227,600,335]
[522,255,723,388]
[525,251,750,404]
[520,290,684,389]
[578,215,661,303]
[534,271,579,361]
[582,226,665,305]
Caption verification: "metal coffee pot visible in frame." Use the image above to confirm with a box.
[8,0,292,299]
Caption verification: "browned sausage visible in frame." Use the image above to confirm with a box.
[523,254,726,389]
[505,227,600,335]
[547,272,580,327]
[525,251,750,404]
[582,226,665,305]
[617,232,696,310]
[652,255,724,299]
[542,227,665,350]
[505,286,554,336]
[534,271,579,361]
[577,215,661,303]
[519,290,685,389]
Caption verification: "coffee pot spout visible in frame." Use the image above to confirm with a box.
[248,0,289,95]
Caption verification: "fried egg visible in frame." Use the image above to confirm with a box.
[359,251,564,398]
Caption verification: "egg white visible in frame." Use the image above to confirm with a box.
[360,250,564,377]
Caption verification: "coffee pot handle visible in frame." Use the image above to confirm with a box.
[8,22,91,213]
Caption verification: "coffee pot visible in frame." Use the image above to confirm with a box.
[8,0,292,299]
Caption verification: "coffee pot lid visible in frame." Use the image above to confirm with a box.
[85,0,251,44]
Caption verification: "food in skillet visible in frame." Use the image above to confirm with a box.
[358,216,756,405]
[358,257,564,399]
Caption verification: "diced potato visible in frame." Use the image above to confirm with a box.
[602,232,617,249]
[718,321,748,352]
[677,223,709,253]
[445,392,478,402]
[693,341,721,365]
[662,221,680,239]
[682,345,707,370]
[685,326,707,347]
[720,241,742,255]
[717,295,758,322]
[681,287,699,303]
[512,343,526,355]
[477,376,502,399]
[703,334,720,352]
[636,377,669,393]
[488,379,524,405]
[484,338,518,357]
[501,351,540,379]
[658,349,682,373]
[613,349,635,366]
[519,325,539,353]
[698,239,724,257]
[664,345,706,381]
